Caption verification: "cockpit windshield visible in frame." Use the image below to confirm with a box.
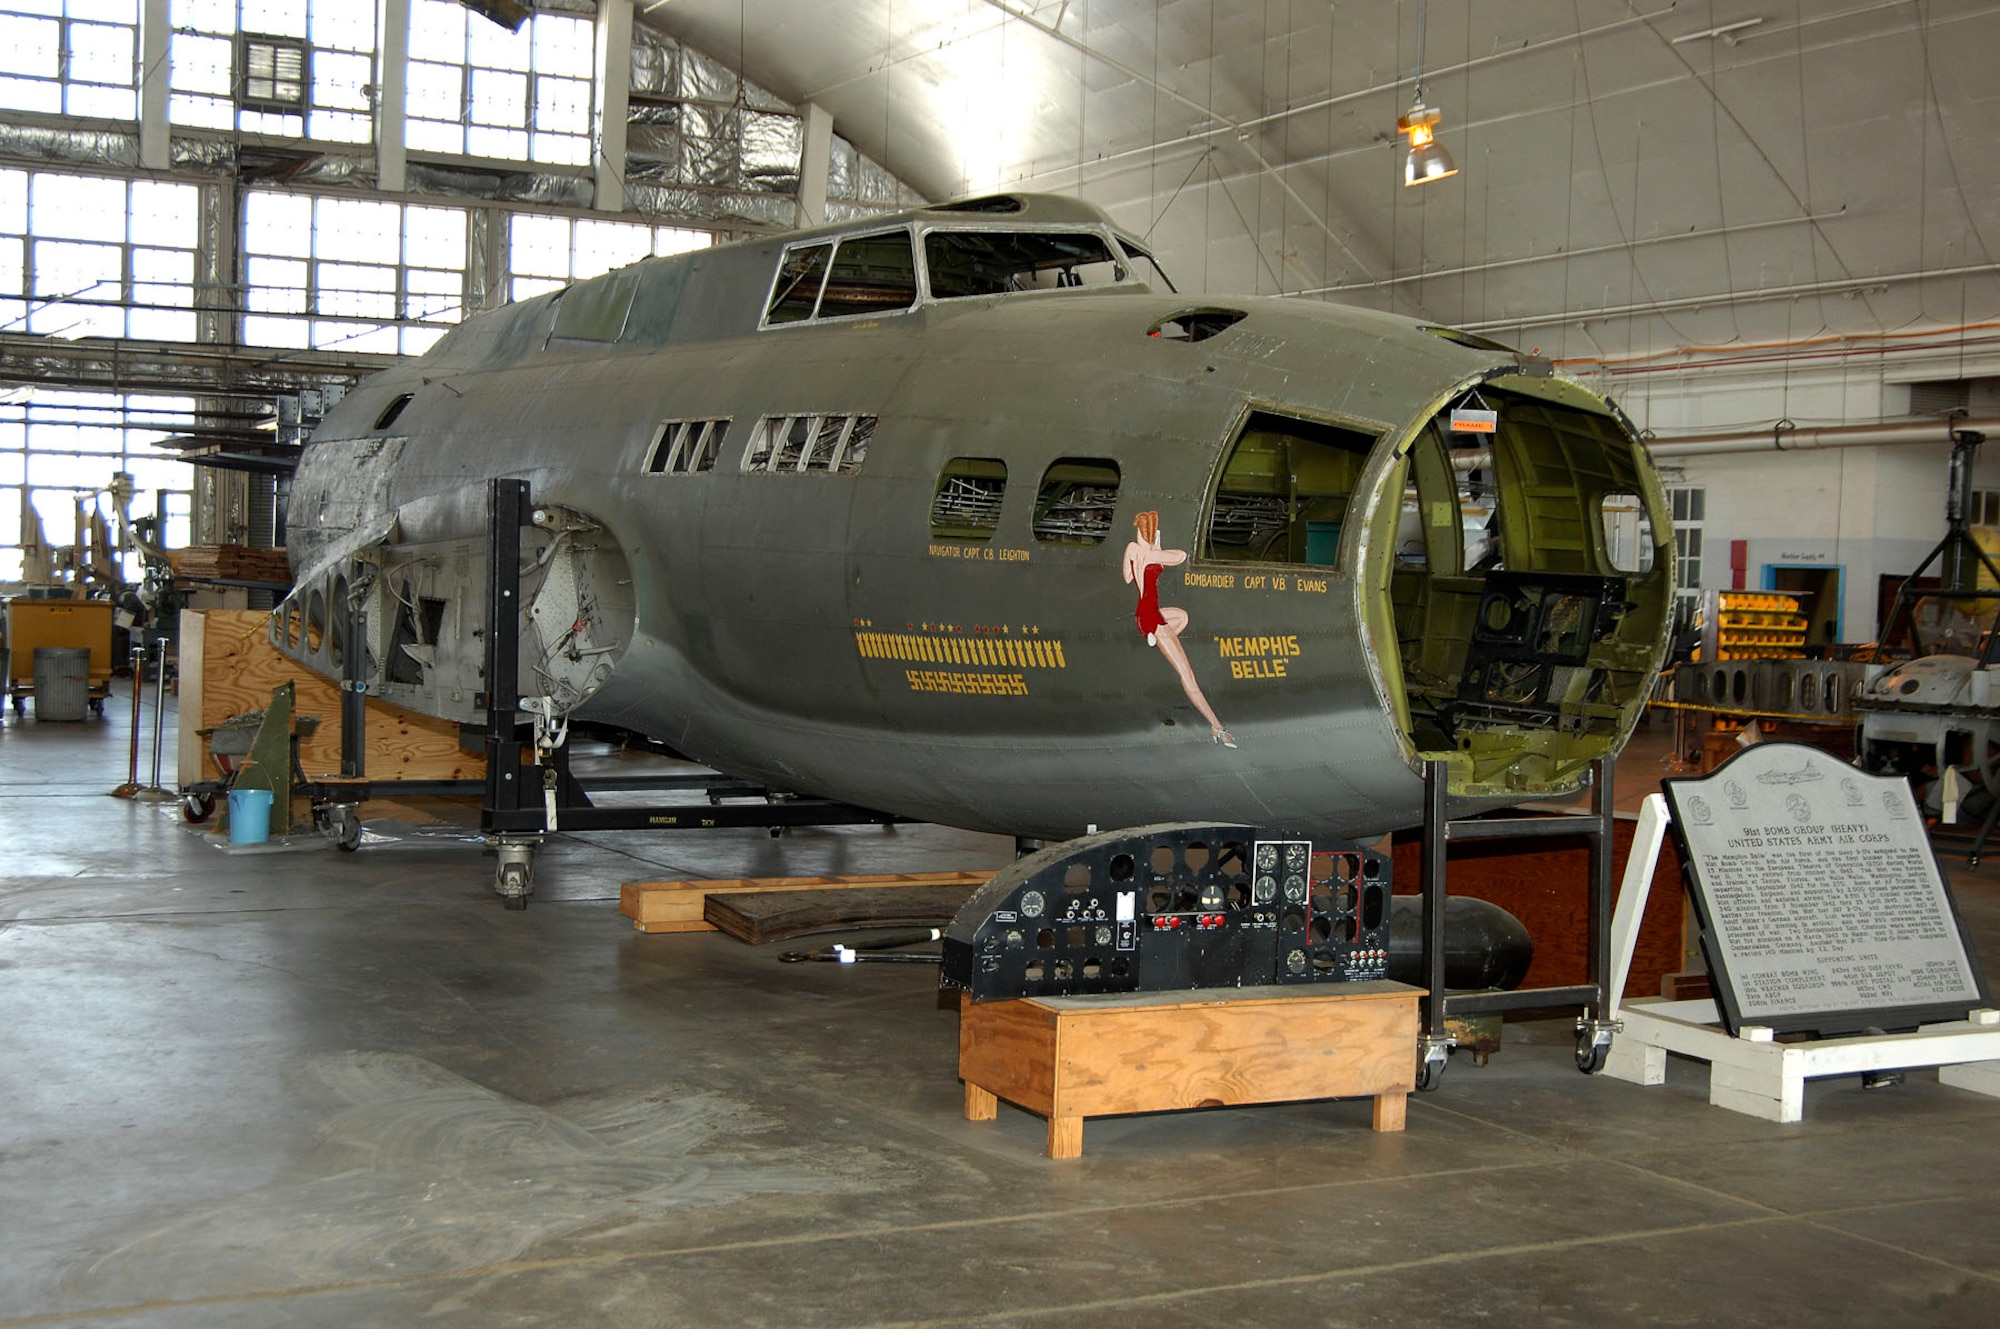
[924,231,1128,298]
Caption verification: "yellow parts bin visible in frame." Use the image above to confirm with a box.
[5,597,114,716]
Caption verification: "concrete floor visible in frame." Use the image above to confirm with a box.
[3,694,1998,1327]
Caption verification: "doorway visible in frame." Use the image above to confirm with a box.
[1764,564,1843,647]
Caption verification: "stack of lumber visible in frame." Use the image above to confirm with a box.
[170,544,292,584]
[620,870,994,935]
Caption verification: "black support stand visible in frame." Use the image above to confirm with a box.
[1415,757,1619,1089]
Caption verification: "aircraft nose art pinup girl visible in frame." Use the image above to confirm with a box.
[1123,510,1234,748]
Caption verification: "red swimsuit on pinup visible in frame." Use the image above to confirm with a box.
[1134,561,1166,637]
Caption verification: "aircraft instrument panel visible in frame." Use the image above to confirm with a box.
[940,823,1390,1001]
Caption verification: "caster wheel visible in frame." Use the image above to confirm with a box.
[1575,1039,1609,1075]
[88,698,104,716]
[334,808,361,852]
[503,894,529,911]
[1415,1053,1447,1092]
[184,792,216,824]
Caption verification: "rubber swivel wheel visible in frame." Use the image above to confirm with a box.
[1575,1039,1609,1075]
[183,792,216,824]
[1415,1054,1447,1092]
[334,810,361,852]
[503,894,529,911]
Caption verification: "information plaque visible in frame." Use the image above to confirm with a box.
[1663,742,1989,1037]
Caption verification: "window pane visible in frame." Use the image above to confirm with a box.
[245,191,312,257]
[32,174,126,242]
[129,181,197,246]
[314,197,398,262]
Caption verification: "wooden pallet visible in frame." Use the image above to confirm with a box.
[959,982,1422,1159]
[620,870,994,934]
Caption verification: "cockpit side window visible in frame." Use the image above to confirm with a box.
[1115,236,1177,293]
[818,231,918,319]
[1201,412,1376,567]
[765,243,831,324]
[924,231,1125,299]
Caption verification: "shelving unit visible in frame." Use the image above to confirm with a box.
[1703,589,1808,661]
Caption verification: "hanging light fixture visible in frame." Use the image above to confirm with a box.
[1398,0,1458,186]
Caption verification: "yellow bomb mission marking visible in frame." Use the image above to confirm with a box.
[1216,634,1303,680]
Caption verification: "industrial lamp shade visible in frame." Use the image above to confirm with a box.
[1404,138,1458,186]
[1397,99,1457,186]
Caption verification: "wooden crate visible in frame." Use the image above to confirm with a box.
[620,870,994,934]
[176,608,484,788]
[959,982,1421,1159]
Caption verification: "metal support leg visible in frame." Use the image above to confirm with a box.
[1574,758,1622,1073]
[482,478,541,906]
[1417,760,1455,1090]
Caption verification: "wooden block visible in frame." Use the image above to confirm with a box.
[963,1082,998,1121]
[177,609,484,787]
[621,870,994,934]
[1046,1115,1083,1160]
[960,983,1421,1158]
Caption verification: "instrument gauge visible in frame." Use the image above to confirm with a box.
[1253,874,1277,904]
[1019,889,1045,919]
[1283,873,1307,903]
[1197,882,1225,910]
[1256,843,1279,871]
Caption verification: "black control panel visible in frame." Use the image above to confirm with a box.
[940,824,1391,1001]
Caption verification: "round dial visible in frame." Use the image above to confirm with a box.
[1285,948,1307,974]
[1094,924,1114,947]
[1197,882,1225,910]
[1283,873,1307,903]
[1019,889,1045,919]
[1256,843,1279,871]
[1285,843,1308,871]
[1253,874,1277,904]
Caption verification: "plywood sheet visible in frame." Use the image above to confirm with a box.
[177,609,483,786]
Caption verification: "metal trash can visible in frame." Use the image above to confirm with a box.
[32,646,91,721]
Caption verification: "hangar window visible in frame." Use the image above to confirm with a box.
[168,1,374,143]
[643,418,729,474]
[931,459,1007,540]
[0,0,137,121]
[1600,493,1656,573]
[1202,413,1375,567]
[742,414,873,475]
[242,191,467,355]
[406,0,592,165]
[924,231,1125,299]
[1033,459,1120,545]
[0,169,199,341]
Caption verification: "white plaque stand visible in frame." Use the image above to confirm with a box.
[1601,793,2000,1123]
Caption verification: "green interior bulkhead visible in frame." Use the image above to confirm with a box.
[1200,375,1673,796]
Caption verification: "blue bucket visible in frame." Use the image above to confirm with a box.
[227,788,275,845]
